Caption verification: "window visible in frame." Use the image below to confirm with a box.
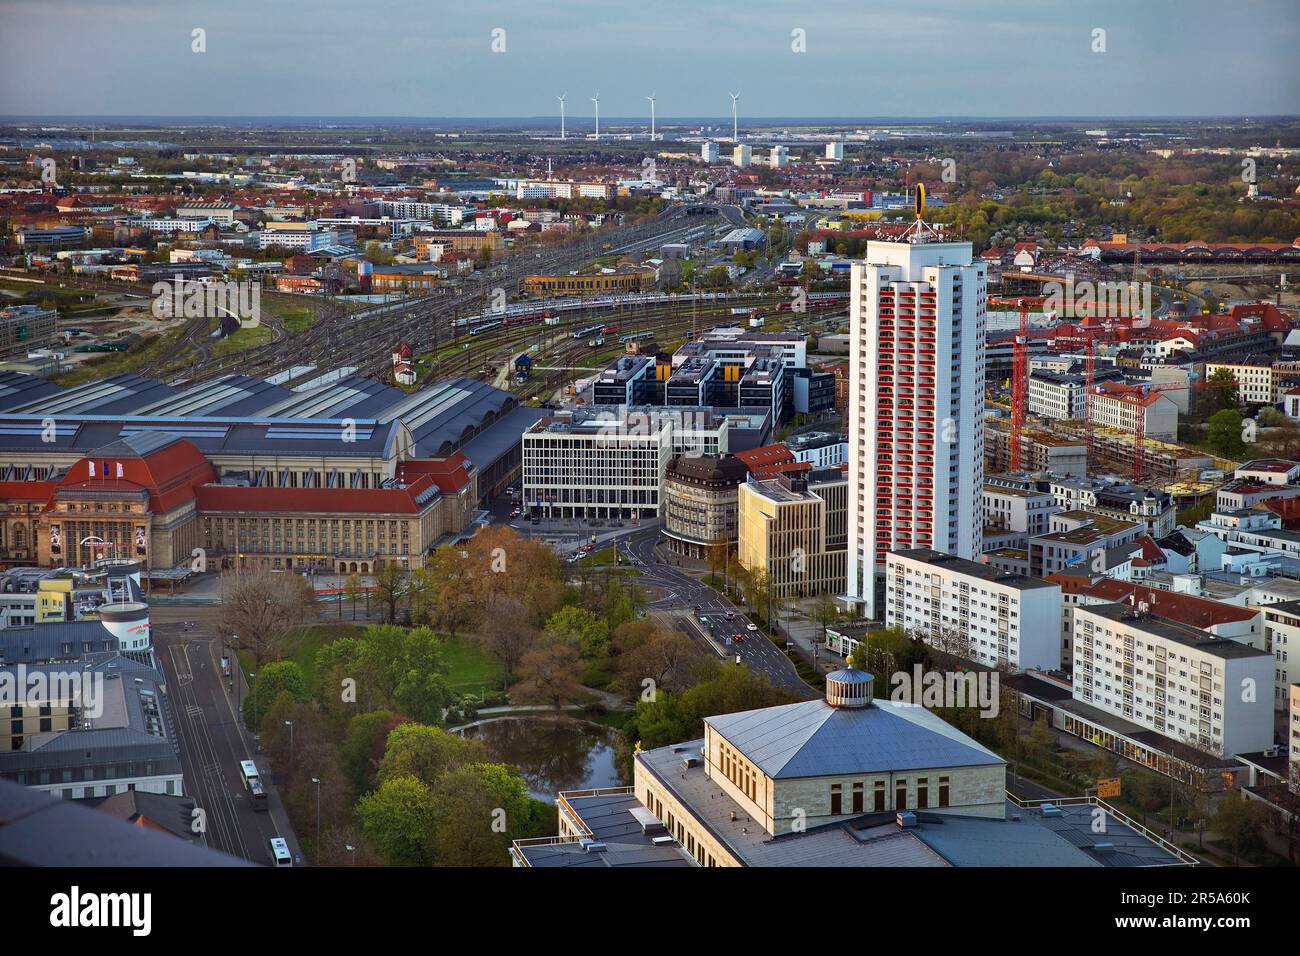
[874,781,886,812]
[830,783,842,815]
[895,780,907,811]
[852,782,864,814]
[917,777,929,810]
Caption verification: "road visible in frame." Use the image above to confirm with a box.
[153,620,303,866]
[621,532,810,696]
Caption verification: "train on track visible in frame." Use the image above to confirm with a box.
[453,290,848,330]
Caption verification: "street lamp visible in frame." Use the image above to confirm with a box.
[284,720,294,770]
[311,776,321,853]
[344,843,356,866]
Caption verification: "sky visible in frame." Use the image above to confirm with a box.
[1,0,1298,120]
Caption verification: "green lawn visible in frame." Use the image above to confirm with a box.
[443,637,506,696]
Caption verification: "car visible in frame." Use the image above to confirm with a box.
[733,633,744,643]
[530,516,541,525]
[725,611,736,621]
[746,623,758,632]
[693,604,701,611]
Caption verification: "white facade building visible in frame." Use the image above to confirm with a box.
[522,407,727,519]
[826,142,844,161]
[701,142,720,163]
[732,145,752,168]
[769,145,789,168]
[1072,601,1274,758]
[846,233,987,618]
[885,548,1063,672]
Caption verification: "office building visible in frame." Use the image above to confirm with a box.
[737,468,847,599]
[661,454,749,558]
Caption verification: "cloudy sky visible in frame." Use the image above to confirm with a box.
[1,0,1297,119]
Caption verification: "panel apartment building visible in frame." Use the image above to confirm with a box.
[1073,600,1273,758]
[884,548,1063,672]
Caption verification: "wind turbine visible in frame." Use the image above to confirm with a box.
[591,93,600,141]
[729,91,740,143]
[557,93,566,141]
[646,92,657,141]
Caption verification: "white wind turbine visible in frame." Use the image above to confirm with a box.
[557,93,566,141]
[591,93,600,141]
[646,91,657,141]
[729,91,740,143]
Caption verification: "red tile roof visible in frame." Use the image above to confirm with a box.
[1080,579,1257,629]
[196,473,439,516]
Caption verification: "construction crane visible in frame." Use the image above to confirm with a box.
[1009,297,1030,471]
[1084,335,1096,467]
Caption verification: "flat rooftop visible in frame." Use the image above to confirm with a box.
[635,741,1183,867]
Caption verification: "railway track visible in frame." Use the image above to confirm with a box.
[156,209,725,387]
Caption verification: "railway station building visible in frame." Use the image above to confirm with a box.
[0,371,536,575]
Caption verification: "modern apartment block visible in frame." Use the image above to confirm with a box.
[737,468,847,599]
[884,548,1062,671]
[1072,600,1274,757]
[846,231,987,618]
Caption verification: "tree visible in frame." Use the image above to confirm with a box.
[344,572,363,620]
[602,576,643,636]
[610,619,704,699]
[1206,367,1239,411]
[377,722,485,788]
[513,637,586,709]
[476,594,538,682]
[544,605,608,661]
[809,594,841,646]
[371,563,406,623]
[340,710,407,796]
[242,660,308,729]
[1205,409,1247,459]
[423,544,478,640]
[356,775,438,866]
[1211,791,1269,865]
[218,568,316,662]
[429,763,536,866]
[316,624,451,725]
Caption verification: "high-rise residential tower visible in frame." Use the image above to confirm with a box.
[846,224,987,618]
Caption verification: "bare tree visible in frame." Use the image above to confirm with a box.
[513,638,586,710]
[218,568,316,662]
[475,594,538,682]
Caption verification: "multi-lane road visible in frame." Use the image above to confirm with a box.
[620,532,811,696]
[153,618,302,866]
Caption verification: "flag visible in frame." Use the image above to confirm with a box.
[88,461,95,477]
[115,461,124,479]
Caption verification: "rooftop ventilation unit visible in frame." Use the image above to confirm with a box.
[579,839,607,853]
[895,811,918,829]
[1040,803,1062,817]
[650,835,676,847]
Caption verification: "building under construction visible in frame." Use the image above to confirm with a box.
[985,420,1087,476]
[1060,423,1217,483]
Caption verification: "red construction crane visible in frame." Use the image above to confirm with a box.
[1010,297,1030,472]
[1084,335,1096,467]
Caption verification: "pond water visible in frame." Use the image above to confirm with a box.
[456,715,626,802]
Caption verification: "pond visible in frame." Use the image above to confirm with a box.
[456,715,626,802]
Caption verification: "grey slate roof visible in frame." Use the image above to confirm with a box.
[703,698,1004,779]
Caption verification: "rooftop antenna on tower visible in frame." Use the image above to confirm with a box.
[646,92,657,142]
[729,92,740,143]
[592,93,601,142]
[556,93,567,141]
